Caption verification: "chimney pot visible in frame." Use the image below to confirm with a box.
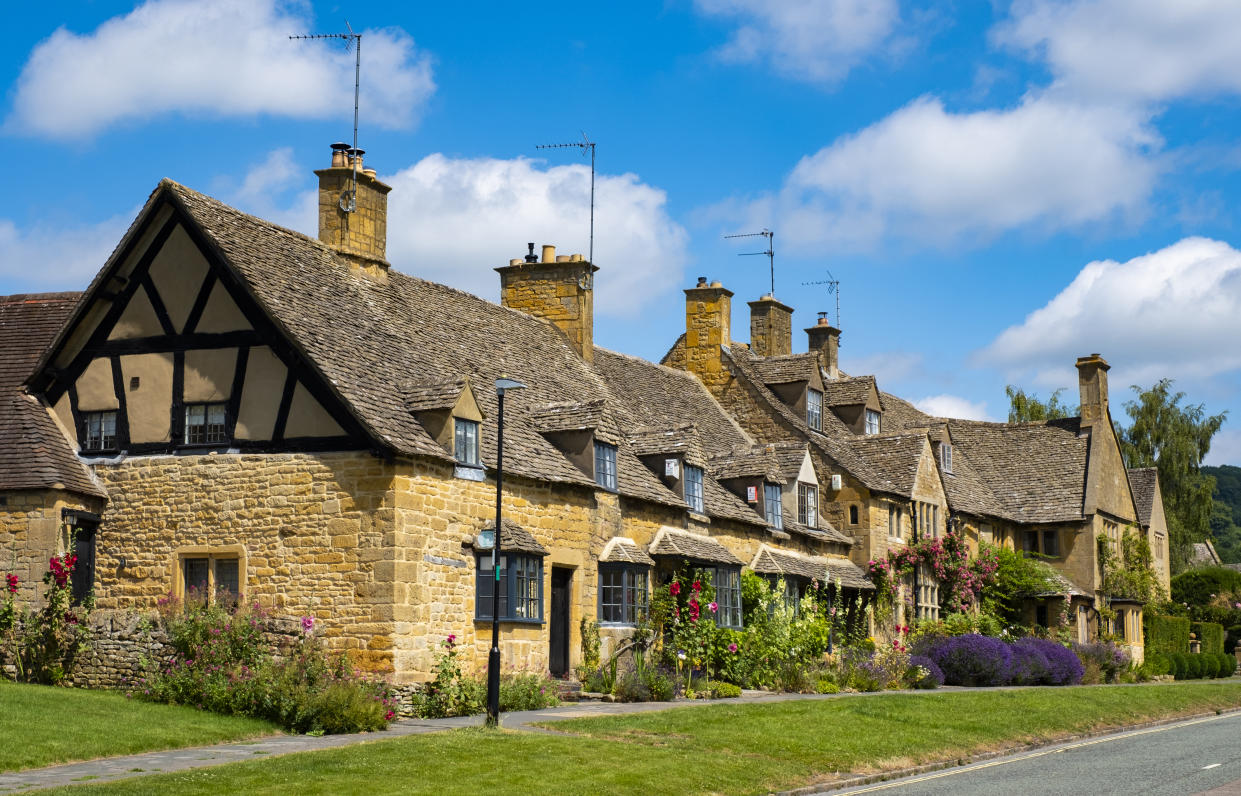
[710,280,722,288]
[509,259,522,266]
[748,294,794,357]
[363,167,377,178]
[696,276,708,287]
[817,312,829,326]
[330,142,350,168]
[570,254,583,262]
[542,244,556,263]
[556,255,571,262]
[525,243,538,263]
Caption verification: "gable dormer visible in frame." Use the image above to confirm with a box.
[750,354,825,430]
[403,377,485,469]
[530,400,621,490]
[824,376,883,435]
[628,424,710,514]
[709,446,787,530]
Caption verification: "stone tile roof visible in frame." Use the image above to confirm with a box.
[483,518,548,556]
[781,510,853,546]
[751,545,827,580]
[649,528,744,565]
[945,418,1088,523]
[1190,540,1221,567]
[599,537,655,566]
[878,392,933,431]
[825,557,876,590]
[1034,568,1090,598]
[155,182,687,511]
[402,379,466,412]
[530,399,622,444]
[0,293,105,498]
[1127,467,1158,527]
[846,433,927,498]
[627,424,708,467]
[824,376,878,407]
[771,441,810,482]
[709,446,786,482]
[752,353,818,385]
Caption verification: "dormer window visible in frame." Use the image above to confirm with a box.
[82,410,117,452]
[865,409,881,435]
[940,442,952,473]
[594,442,617,490]
[454,418,480,465]
[764,482,783,529]
[684,465,705,514]
[797,483,817,528]
[806,388,822,430]
[185,403,227,445]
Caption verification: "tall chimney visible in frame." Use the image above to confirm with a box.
[1076,353,1110,426]
[748,294,794,357]
[683,277,734,387]
[807,312,842,379]
[496,244,598,361]
[315,142,392,278]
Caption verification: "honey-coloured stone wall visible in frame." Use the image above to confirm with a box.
[0,489,104,605]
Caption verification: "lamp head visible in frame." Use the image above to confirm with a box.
[495,377,527,395]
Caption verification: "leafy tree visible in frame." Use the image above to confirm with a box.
[1119,379,1227,574]
[1204,466,1241,564]
[1005,386,1075,423]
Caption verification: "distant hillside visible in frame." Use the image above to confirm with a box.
[1204,464,1241,563]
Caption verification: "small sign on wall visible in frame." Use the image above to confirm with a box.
[746,485,758,502]
[665,458,680,478]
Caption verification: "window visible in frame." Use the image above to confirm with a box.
[594,442,617,490]
[888,504,903,539]
[1042,530,1060,557]
[182,555,240,602]
[1115,609,1127,640]
[980,523,993,544]
[797,483,818,528]
[476,552,544,622]
[850,504,860,526]
[1022,530,1039,555]
[865,409,881,435]
[806,388,823,430]
[454,418,480,465]
[940,443,952,473]
[684,465,704,514]
[764,483,783,529]
[82,410,117,452]
[766,576,802,615]
[700,567,742,629]
[185,403,227,445]
[916,565,939,621]
[599,564,649,625]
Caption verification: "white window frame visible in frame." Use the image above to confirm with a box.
[865,409,881,435]
[764,482,783,529]
[940,443,952,473]
[797,482,818,528]
[594,442,618,491]
[806,388,823,431]
[684,464,705,514]
[454,418,481,466]
[82,410,118,452]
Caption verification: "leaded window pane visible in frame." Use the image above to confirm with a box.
[83,411,117,451]
[184,557,209,596]
[715,567,743,629]
[684,465,704,514]
[594,442,617,490]
[455,419,480,465]
[865,409,881,435]
[764,483,783,529]
[797,483,817,528]
[186,403,228,445]
[806,389,822,430]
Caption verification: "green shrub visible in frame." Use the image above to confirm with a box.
[1143,614,1191,655]
[1193,622,1226,655]
[612,659,674,703]
[1142,653,1171,677]
[409,636,484,719]
[1223,654,1238,676]
[708,680,741,699]
[1185,654,1203,679]
[1202,654,1220,679]
[1172,567,1241,607]
[499,673,561,712]
[816,679,840,694]
[1170,653,1188,680]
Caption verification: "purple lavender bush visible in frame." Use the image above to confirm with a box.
[926,634,1012,687]
[907,655,944,689]
[1010,638,1083,686]
[1072,641,1130,683]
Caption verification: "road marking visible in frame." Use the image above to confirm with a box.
[1204,764,1222,770]
[834,712,1241,794]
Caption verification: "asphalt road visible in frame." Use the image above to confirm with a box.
[827,711,1241,796]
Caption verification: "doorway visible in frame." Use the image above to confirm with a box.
[549,567,572,677]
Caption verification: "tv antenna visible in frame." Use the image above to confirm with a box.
[724,229,775,296]
[291,23,362,213]
[536,133,596,265]
[802,270,841,329]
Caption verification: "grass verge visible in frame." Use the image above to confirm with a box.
[0,681,278,772]
[38,681,1241,795]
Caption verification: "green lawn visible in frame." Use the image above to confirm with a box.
[47,681,1241,795]
[0,681,278,772]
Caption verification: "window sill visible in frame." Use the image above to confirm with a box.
[687,511,710,523]
[454,464,486,482]
[474,617,544,626]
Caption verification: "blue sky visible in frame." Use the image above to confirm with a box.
[2,0,1241,463]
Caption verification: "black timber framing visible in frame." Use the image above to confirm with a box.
[32,192,378,456]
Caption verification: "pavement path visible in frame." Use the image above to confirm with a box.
[822,710,1241,796]
[2,685,1237,793]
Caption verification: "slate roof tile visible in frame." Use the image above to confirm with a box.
[1127,467,1158,528]
[752,353,818,385]
[482,518,548,556]
[648,528,744,565]
[598,537,656,566]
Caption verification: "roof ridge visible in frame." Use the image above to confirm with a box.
[0,292,83,304]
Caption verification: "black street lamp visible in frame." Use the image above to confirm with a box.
[487,376,526,728]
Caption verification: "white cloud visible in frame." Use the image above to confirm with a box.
[694,0,899,84]
[995,0,1241,103]
[845,351,924,384]
[6,0,434,139]
[914,394,994,421]
[975,237,1241,388]
[1204,427,1241,467]
[226,151,690,318]
[735,93,1159,251]
[0,213,133,291]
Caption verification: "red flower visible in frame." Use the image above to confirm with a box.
[691,580,702,593]
[4,574,16,594]
[670,582,681,596]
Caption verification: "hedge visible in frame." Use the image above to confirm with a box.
[1144,613,1191,654]
[1193,621,1226,655]
[1171,567,1241,606]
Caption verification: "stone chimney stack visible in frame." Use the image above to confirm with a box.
[807,312,842,379]
[1076,353,1111,425]
[748,294,794,357]
[315,142,392,278]
[496,243,598,361]
[683,277,734,387]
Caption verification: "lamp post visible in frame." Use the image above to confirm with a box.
[487,377,526,728]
